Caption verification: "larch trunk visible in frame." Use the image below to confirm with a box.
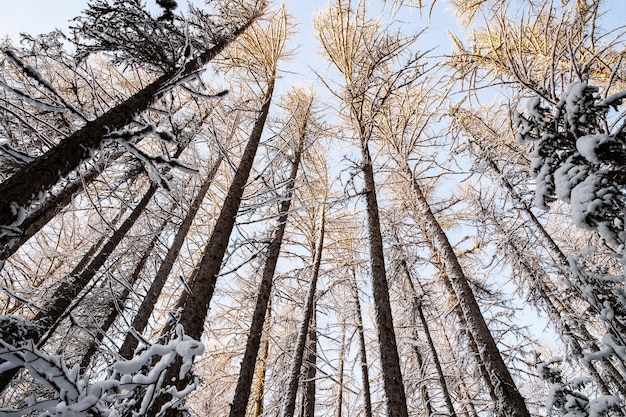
[281,203,325,417]
[119,156,222,359]
[229,118,306,417]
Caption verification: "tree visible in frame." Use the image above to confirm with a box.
[314,2,424,414]
[0,0,265,239]
[139,8,291,415]
[229,87,314,417]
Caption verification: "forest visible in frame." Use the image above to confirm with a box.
[0,0,625,416]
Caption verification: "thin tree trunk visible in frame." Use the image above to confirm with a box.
[119,155,223,359]
[350,267,373,417]
[281,202,326,417]
[79,223,163,372]
[406,167,530,417]
[428,248,499,405]
[399,258,453,417]
[229,92,310,417]
[144,78,276,417]
[359,136,409,417]
[335,320,346,417]
[0,11,260,234]
[441,326,480,417]
[251,301,272,417]
[301,306,317,417]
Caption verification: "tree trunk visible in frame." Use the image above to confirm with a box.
[119,155,223,359]
[0,149,124,264]
[0,11,260,235]
[229,101,308,417]
[350,267,373,417]
[144,78,276,417]
[300,306,317,417]
[441,327,480,417]
[359,136,409,417]
[79,223,163,372]
[281,202,325,417]
[251,301,272,417]
[406,169,530,417]
[334,320,346,417]
[399,258,453,417]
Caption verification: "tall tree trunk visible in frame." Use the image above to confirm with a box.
[0,10,261,235]
[335,320,346,417]
[251,301,272,417]
[281,202,326,417]
[350,267,373,417]
[441,326,480,417]
[229,98,308,417]
[428,248,499,405]
[119,155,223,359]
[405,166,530,417]
[300,306,317,417]
[359,136,409,417]
[145,78,276,417]
[399,257,453,417]
[78,222,163,372]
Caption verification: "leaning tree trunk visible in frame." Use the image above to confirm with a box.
[359,135,409,417]
[79,223,165,372]
[406,167,530,417]
[229,102,308,417]
[281,203,326,417]
[0,149,126,264]
[119,155,223,359]
[350,266,373,417]
[143,77,276,417]
[300,305,317,417]
[0,167,168,392]
[0,10,260,235]
[398,257,452,417]
[251,301,272,417]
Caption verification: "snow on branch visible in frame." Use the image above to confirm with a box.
[514,82,626,252]
[103,123,199,190]
[2,48,88,122]
[0,320,204,417]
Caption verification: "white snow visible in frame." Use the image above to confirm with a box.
[576,134,614,164]
[0,324,204,416]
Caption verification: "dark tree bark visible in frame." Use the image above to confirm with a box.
[398,257,451,417]
[0,149,125,264]
[119,155,223,359]
[350,267,373,417]
[359,136,409,417]
[79,222,164,372]
[281,203,325,417]
[0,9,261,235]
[405,169,530,417]
[229,92,310,417]
[300,306,317,417]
